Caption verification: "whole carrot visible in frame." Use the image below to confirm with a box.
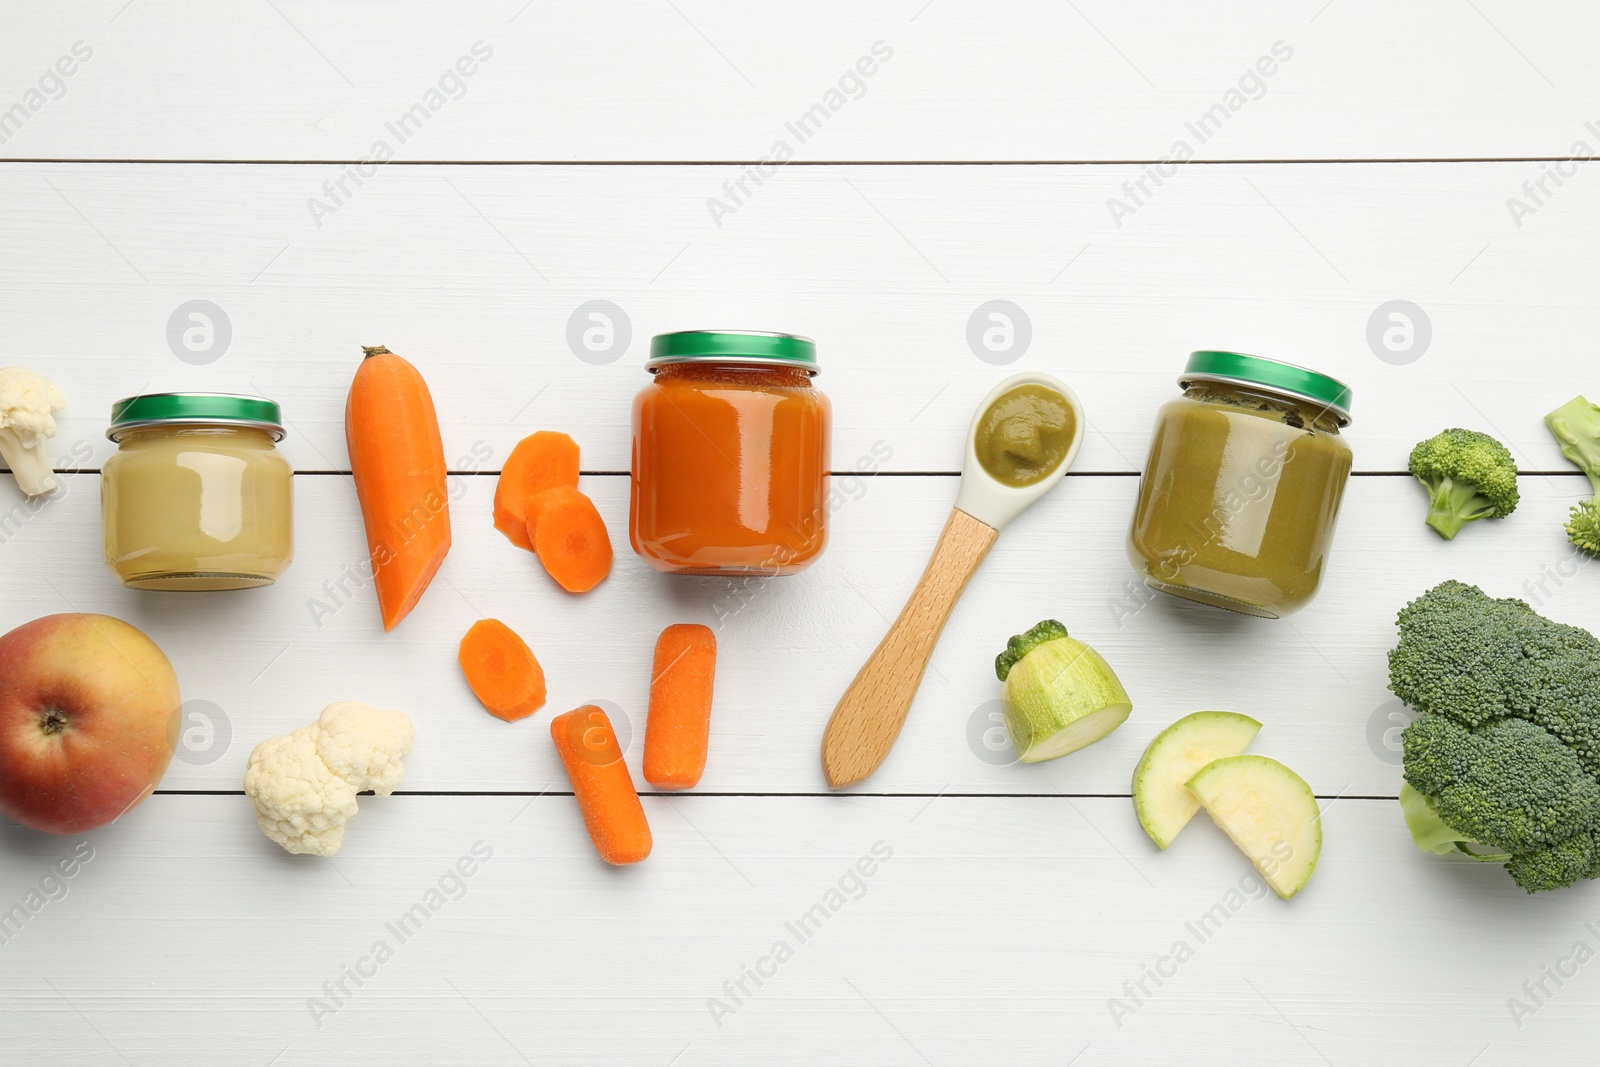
[643,624,718,790]
[346,345,451,631]
[550,705,651,865]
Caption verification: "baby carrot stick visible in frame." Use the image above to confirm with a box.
[458,619,547,722]
[494,431,579,550]
[550,705,651,865]
[346,345,451,631]
[643,624,718,790]
[532,489,613,593]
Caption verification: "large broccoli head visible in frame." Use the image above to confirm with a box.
[1407,428,1520,540]
[1391,580,1600,892]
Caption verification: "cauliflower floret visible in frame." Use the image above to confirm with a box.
[244,702,414,856]
[244,726,362,857]
[0,366,66,496]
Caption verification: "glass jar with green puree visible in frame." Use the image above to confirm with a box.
[1127,351,1353,618]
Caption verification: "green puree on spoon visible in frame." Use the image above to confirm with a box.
[973,383,1078,488]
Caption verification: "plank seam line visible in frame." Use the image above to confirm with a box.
[0,158,1588,167]
[17,468,1588,478]
[153,789,1400,800]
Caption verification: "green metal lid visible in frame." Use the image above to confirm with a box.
[648,330,818,373]
[107,392,285,441]
[1181,351,1353,424]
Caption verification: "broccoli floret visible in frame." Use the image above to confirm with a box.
[1568,500,1600,556]
[1391,580,1600,892]
[1402,716,1600,853]
[1546,397,1600,557]
[1507,836,1598,893]
[1407,429,1520,540]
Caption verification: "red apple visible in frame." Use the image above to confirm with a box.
[0,613,180,834]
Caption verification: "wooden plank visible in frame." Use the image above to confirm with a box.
[4,470,1591,797]
[3,1,1598,161]
[0,794,1593,1065]
[1,162,1596,475]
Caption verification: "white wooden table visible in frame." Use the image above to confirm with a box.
[3,2,1599,1063]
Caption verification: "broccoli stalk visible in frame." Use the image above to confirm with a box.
[1399,783,1511,862]
[1419,476,1503,539]
[1545,396,1600,557]
[1546,396,1600,496]
[1407,428,1521,540]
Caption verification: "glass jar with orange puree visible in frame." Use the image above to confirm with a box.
[631,331,831,575]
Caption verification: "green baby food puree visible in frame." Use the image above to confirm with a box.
[974,383,1077,488]
[1128,357,1353,618]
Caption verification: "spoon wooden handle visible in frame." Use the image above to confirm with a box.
[821,507,1000,789]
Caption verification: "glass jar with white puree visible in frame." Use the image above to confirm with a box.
[102,393,293,590]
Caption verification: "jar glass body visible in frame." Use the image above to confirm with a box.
[630,361,831,575]
[1126,382,1352,618]
[102,424,294,590]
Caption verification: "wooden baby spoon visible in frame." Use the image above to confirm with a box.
[820,372,1085,789]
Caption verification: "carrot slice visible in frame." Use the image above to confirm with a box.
[532,490,612,593]
[524,485,586,547]
[346,345,451,631]
[458,619,547,722]
[494,431,579,550]
[643,623,718,790]
[550,705,651,865]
